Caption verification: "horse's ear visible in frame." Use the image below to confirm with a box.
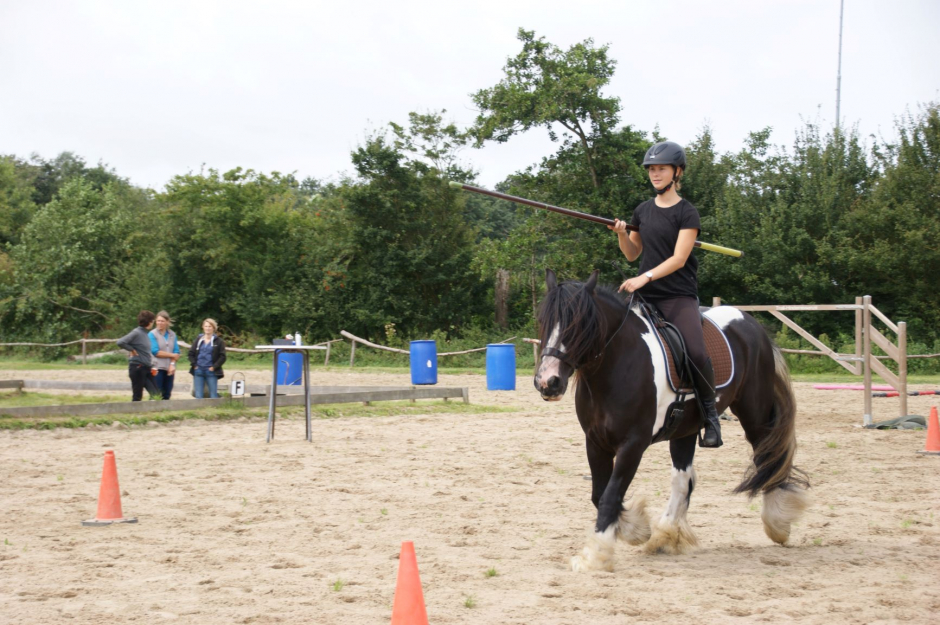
[546,268,557,290]
[583,269,599,293]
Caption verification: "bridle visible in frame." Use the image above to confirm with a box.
[539,291,635,370]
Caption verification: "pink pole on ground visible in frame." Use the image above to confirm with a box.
[814,384,894,391]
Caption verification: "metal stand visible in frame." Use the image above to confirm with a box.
[256,345,318,443]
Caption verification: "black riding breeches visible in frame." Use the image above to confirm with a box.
[649,296,708,373]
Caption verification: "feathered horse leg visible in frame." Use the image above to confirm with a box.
[645,434,699,554]
[572,439,649,572]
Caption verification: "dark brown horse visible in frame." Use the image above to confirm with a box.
[535,270,809,571]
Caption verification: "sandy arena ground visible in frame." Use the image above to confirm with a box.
[1,367,939,624]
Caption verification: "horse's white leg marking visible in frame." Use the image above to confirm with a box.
[535,323,565,392]
[762,485,811,544]
[636,309,672,440]
[704,305,745,329]
[615,495,651,546]
[571,524,617,572]
[645,466,699,555]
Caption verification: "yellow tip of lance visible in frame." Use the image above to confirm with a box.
[696,241,744,258]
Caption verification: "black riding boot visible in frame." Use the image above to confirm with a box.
[694,357,723,448]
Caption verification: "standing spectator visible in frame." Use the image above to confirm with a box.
[188,318,226,399]
[116,310,156,402]
[149,310,180,400]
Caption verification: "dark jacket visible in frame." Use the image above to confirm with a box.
[188,334,227,378]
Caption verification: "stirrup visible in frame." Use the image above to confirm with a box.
[699,417,723,448]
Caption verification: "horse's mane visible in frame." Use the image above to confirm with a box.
[537,279,628,367]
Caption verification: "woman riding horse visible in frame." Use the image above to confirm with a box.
[535,269,810,571]
[609,140,722,448]
[533,143,809,569]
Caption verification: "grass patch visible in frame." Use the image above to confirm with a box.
[484,567,498,578]
[332,579,344,592]
[0,400,514,431]
[826,441,838,449]
[0,390,126,408]
[463,595,477,609]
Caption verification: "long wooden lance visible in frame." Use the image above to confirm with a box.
[448,181,744,258]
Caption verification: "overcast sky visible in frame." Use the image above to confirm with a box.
[2,1,938,190]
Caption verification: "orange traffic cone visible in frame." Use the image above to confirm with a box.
[390,541,428,625]
[918,406,940,456]
[82,450,138,526]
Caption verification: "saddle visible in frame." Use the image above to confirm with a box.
[637,303,734,444]
[638,303,734,393]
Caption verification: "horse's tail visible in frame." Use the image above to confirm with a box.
[733,344,809,497]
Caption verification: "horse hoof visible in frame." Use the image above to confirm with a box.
[616,497,651,545]
[570,553,613,573]
[570,554,588,572]
[762,485,811,544]
[643,520,699,555]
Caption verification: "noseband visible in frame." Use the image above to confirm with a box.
[540,346,579,369]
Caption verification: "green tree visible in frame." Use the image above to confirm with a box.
[338,124,487,338]
[834,103,940,338]
[0,178,151,342]
[471,28,621,191]
[158,168,319,340]
[0,156,37,247]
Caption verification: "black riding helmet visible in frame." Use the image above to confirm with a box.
[642,141,686,195]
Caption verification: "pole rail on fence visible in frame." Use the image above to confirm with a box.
[339,331,517,367]
[719,295,920,426]
[1,336,345,366]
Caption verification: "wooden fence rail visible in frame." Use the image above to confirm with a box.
[1,333,520,368]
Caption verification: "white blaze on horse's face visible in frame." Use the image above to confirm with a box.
[535,323,569,400]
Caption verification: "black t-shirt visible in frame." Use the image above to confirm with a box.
[630,198,701,300]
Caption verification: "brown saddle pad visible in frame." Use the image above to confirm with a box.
[656,316,734,394]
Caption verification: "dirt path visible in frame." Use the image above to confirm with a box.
[1,369,938,624]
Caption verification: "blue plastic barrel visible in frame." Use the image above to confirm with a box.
[277,352,304,385]
[486,344,516,390]
[410,340,437,385]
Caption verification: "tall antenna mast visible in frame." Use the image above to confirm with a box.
[836,0,844,129]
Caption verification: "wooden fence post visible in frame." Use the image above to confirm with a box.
[325,342,331,366]
[81,339,87,365]
[899,321,908,417]
[854,296,862,376]
[862,295,872,427]
[349,340,356,367]
[712,296,721,307]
